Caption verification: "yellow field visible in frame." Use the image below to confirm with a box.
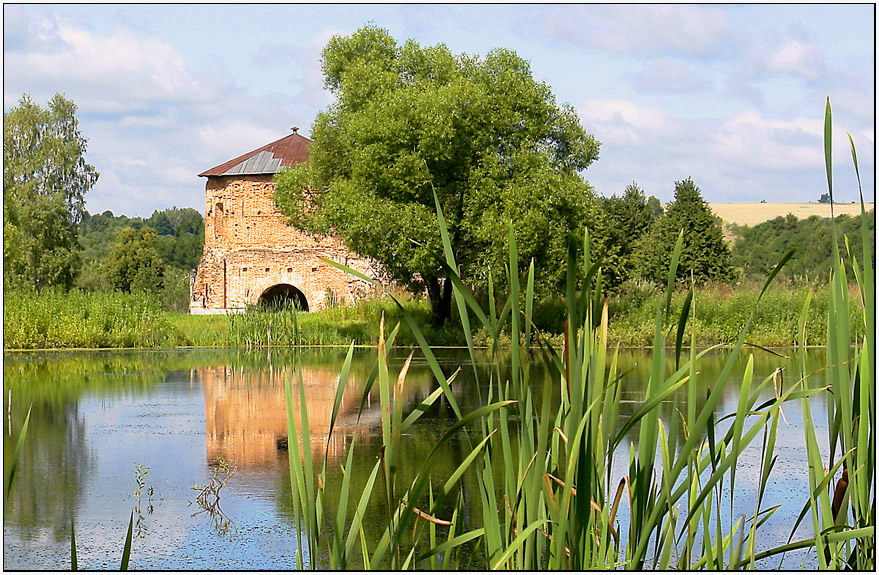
[710,202,874,227]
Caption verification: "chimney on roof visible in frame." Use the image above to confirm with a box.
[291,126,299,133]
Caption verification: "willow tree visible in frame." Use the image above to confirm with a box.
[275,25,600,325]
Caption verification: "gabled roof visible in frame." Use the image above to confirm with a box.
[199,131,310,177]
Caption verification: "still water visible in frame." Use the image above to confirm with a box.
[3,347,830,570]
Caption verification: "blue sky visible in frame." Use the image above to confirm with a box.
[4,3,874,217]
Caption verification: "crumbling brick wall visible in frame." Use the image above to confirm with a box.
[190,174,381,313]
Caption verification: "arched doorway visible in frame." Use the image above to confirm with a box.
[258,284,309,311]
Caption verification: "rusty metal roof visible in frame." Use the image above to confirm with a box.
[199,131,310,177]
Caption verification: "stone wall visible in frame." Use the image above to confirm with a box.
[190,174,382,313]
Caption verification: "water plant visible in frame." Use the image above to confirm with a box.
[276,99,873,567]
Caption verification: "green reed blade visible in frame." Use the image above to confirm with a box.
[508,222,521,397]
[442,430,496,498]
[120,510,133,571]
[729,355,755,534]
[5,403,31,501]
[356,322,400,425]
[401,545,416,570]
[296,352,319,556]
[344,458,382,559]
[478,457,503,564]
[741,525,876,569]
[442,493,461,570]
[332,442,357,569]
[356,507,371,570]
[284,370,309,559]
[401,370,459,431]
[393,400,516,556]
[416,528,485,564]
[492,519,549,570]
[388,294,463,420]
[324,340,355,464]
[71,518,77,571]
[433,188,486,394]
[524,258,535,346]
[824,98,833,211]
[665,229,684,322]
[674,286,693,370]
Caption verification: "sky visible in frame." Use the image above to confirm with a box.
[3,3,875,217]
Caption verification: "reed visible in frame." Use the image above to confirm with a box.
[783,99,874,570]
[3,288,181,349]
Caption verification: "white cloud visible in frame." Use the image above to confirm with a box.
[710,110,823,169]
[575,97,865,203]
[546,5,737,58]
[633,58,711,93]
[577,99,672,146]
[4,16,213,114]
[255,28,341,110]
[764,39,824,81]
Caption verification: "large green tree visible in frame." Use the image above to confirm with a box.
[4,94,98,291]
[634,178,736,284]
[597,182,657,289]
[274,25,600,325]
[102,227,166,295]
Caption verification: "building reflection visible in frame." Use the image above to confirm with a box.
[198,359,444,467]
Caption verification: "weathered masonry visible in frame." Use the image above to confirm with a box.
[190,129,381,314]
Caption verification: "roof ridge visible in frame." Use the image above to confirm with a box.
[198,131,311,177]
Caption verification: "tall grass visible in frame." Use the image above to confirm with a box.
[605,279,864,348]
[789,99,874,570]
[3,288,181,349]
[277,101,873,569]
[5,280,863,351]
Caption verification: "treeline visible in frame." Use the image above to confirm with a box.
[76,207,204,311]
[731,212,874,281]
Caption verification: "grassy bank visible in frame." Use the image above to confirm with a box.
[3,279,866,350]
[3,288,183,349]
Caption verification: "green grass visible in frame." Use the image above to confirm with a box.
[605,279,865,347]
[4,275,868,351]
[3,288,183,349]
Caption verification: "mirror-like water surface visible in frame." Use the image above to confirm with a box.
[3,348,830,569]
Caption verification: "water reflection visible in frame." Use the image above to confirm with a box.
[200,350,449,467]
[3,401,93,544]
[2,347,833,570]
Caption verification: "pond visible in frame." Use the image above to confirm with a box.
[3,347,831,570]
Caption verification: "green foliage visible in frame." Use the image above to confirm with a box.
[79,207,203,269]
[596,182,657,289]
[607,279,864,347]
[4,94,98,291]
[77,207,203,310]
[102,227,166,294]
[635,178,735,284]
[274,24,600,325]
[647,194,664,218]
[3,288,180,349]
[731,212,874,281]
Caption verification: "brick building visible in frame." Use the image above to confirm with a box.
[189,129,381,314]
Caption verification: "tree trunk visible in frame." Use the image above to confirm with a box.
[426,276,453,327]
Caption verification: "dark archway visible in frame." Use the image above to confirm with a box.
[258,284,309,311]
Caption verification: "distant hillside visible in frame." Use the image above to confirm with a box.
[710,202,873,227]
